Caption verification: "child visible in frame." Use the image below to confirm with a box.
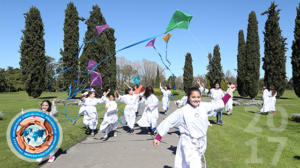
[99,93,118,140]
[153,86,235,168]
[225,82,233,115]
[116,87,143,133]
[210,82,225,125]
[160,83,171,113]
[82,89,110,136]
[78,92,89,133]
[260,86,272,114]
[40,99,58,162]
[137,86,159,135]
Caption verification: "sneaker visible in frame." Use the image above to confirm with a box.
[103,134,108,139]
[220,120,224,125]
[48,156,55,163]
[114,132,117,137]
[216,120,220,125]
[91,132,95,137]
[129,129,134,134]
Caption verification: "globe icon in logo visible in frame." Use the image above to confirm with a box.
[23,124,46,147]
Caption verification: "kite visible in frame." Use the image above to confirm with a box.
[133,76,140,85]
[96,24,109,35]
[165,10,193,33]
[162,33,172,66]
[145,38,156,47]
[90,71,103,87]
[87,60,97,70]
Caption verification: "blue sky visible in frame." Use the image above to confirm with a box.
[1,0,299,79]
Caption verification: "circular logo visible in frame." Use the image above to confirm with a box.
[7,110,62,162]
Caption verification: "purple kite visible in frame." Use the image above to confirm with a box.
[145,38,156,47]
[87,60,97,70]
[90,71,102,87]
[96,24,109,35]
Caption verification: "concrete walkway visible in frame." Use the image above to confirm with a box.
[41,102,180,168]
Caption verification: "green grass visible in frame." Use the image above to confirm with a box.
[206,90,300,168]
[0,91,124,168]
[0,90,299,168]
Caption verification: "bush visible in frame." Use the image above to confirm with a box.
[153,88,181,96]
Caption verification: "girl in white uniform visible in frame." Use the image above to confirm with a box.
[225,82,233,115]
[210,82,225,125]
[153,86,235,168]
[160,83,171,113]
[137,86,159,135]
[116,88,143,133]
[99,93,118,140]
[260,86,272,114]
[82,89,109,136]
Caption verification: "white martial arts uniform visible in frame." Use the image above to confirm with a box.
[225,88,233,112]
[209,88,224,117]
[260,89,272,113]
[157,100,226,168]
[176,96,188,108]
[160,86,171,111]
[137,94,159,128]
[78,99,86,115]
[117,94,140,129]
[270,92,277,112]
[99,99,118,134]
[82,96,106,130]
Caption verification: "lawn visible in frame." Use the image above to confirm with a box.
[0,91,124,168]
[0,90,299,168]
[206,90,300,168]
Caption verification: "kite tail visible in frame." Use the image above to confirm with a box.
[165,43,171,66]
[153,46,175,100]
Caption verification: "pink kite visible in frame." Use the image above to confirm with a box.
[145,38,156,47]
[90,71,102,87]
[96,24,109,35]
[87,60,97,70]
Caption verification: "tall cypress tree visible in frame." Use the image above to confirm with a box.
[19,7,46,98]
[292,3,300,97]
[237,30,247,97]
[80,5,116,94]
[60,2,79,89]
[155,67,160,88]
[183,52,193,93]
[212,45,224,85]
[245,11,260,99]
[262,3,287,97]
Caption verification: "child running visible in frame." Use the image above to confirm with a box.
[160,83,171,114]
[153,85,235,168]
[137,86,159,135]
[99,92,118,140]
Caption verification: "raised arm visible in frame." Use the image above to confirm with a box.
[203,85,235,114]
[50,98,58,117]
[160,83,166,94]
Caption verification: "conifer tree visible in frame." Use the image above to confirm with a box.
[19,7,46,98]
[262,3,287,97]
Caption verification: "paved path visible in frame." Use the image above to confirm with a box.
[41,101,180,168]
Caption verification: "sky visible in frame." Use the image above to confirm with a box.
[1,0,299,79]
